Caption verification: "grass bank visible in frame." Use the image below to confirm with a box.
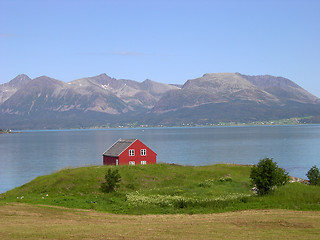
[0,164,320,214]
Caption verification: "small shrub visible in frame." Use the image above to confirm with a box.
[306,165,320,185]
[175,198,188,209]
[101,169,121,193]
[250,158,289,195]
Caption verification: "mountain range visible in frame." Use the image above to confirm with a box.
[1,73,320,129]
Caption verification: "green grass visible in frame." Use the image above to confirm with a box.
[1,164,320,214]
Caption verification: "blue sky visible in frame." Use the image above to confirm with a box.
[1,0,320,96]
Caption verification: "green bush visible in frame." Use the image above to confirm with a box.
[306,165,320,185]
[101,168,121,193]
[250,158,289,195]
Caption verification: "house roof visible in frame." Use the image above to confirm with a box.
[103,139,137,157]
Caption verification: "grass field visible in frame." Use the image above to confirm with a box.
[0,203,320,240]
[1,163,320,239]
[1,164,320,214]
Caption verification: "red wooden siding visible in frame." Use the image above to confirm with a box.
[118,139,157,165]
[103,139,157,166]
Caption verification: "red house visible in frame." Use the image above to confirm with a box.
[103,139,157,166]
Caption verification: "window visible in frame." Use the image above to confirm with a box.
[140,149,146,156]
[141,160,147,165]
[129,149,135,156]
[129,161,135,165]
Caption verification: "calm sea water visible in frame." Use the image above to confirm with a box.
[1,125,320,194]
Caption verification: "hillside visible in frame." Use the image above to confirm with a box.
[152,73,278,113]
[1,73,320,129]
[151,73,320,121]
[237,73,318,103]
[1,164,320,215]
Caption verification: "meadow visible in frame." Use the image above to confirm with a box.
[1,163,320,239]
[1,164,320,214]
[1,204,320,240]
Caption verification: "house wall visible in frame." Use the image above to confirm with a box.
[103,156,117,165]
[119,139,157,165]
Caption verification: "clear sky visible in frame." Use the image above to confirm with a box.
[1,0,320,96]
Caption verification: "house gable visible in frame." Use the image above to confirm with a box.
[118,139,157,165]
[103,139,157,165]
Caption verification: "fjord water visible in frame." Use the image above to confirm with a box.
[1,125,320,194]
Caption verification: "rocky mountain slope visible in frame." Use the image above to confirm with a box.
[0,72,319,129]
[0,74,31,104]
[152,73,318,113]
[237,73,318,103]
[0,74,179,116]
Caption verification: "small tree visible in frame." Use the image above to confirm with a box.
[306,165,320,185]
[250,158,289,195]
[101,168,121,193]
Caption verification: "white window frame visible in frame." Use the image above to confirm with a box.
[140,149,146,156]
[129,161,135,165]
[129,149,135,156]
[141,160,147,165]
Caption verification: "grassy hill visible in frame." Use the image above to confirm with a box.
[1,164,320,214]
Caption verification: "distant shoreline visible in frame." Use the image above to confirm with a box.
[12,122,320,132]
[0,130,21,134]
[0,130,12,134]
[2,116,319,131]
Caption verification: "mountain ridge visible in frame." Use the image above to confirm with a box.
[1,72,319,129]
